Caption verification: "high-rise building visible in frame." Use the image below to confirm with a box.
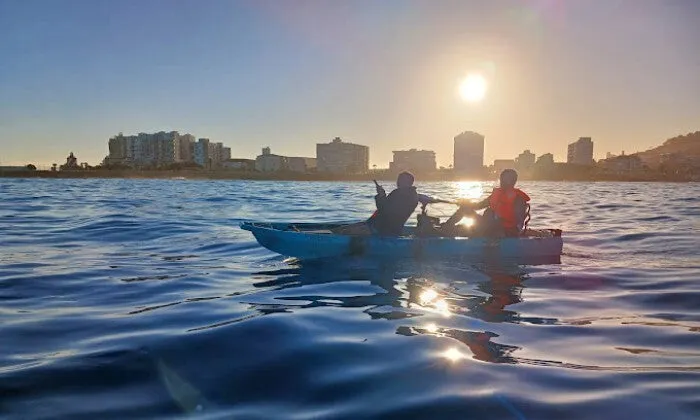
[179,134,196,163]
[107,133,129,165]
[152,131,180,165]
[515,149,536,170]
[454,131,484,174]
[567,137,594,165]
[222,147,232,161]
[316,137,369,173]
[194,138,210,167]
[208,142,224,166]
[106,131,231,168]
[390,149,436,173]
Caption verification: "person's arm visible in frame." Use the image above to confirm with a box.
[373,180,388,211]
[514,196,528,230]
[472,197,490,210]
[459,195,490,210]
[375,190,388,211]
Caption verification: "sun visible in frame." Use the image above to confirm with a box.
[459,73,488,103]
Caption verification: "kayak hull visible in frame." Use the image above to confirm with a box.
[241,222,563,263]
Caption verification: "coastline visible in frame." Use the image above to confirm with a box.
[0,169,695,182]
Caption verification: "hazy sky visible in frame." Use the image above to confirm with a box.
[1,0,699,167]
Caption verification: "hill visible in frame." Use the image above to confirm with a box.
[636,131,700,167]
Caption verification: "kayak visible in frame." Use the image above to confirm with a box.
[241,221,563,262]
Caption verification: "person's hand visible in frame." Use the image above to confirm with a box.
[457,199,473,209]
[376,184,386,196]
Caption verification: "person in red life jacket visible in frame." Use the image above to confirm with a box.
[333,172,419,236]
[441,169,530,237]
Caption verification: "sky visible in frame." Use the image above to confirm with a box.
[1,0,699,168]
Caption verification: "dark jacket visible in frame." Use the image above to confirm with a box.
[368,186,419,236]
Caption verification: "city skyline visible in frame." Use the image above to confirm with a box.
[2,1,699,167]
[88,129,595,171]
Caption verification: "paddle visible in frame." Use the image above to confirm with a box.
[373,179,385,196]
[418,194,458,206]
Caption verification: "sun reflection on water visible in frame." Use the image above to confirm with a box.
[420,289,438,305]
[442,347,467,362]
[418,288,452,317]
[456,181,485,201]
[425,323,439,333]
[434,299,451,317]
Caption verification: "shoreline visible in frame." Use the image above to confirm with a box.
[0,169,696,183]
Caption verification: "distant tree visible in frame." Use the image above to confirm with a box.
[26,164,37,171]
[51,163,57,172]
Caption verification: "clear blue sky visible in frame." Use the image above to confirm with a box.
[1,0,699,167]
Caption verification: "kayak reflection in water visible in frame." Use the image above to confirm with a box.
[332,171,419,236]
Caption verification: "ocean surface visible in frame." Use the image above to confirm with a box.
[1,179,699,419]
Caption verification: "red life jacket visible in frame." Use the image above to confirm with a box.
[489,187,530,229]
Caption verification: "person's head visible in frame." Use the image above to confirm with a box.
[499,169,518,188]
[397,171,415,188]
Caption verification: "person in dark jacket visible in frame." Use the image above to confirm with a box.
[367,171,419,236]
[332,172,419,236]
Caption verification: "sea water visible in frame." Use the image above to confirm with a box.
[1,179,699,419]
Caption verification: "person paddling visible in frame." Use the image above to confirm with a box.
[333,171,419,236]
[367,171,419,235]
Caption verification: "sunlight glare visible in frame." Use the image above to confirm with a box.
[456,181,483,201]
[425,323,438,333]
[442,347,466,363]
[435,299,451,317]
[420,288,438,305]
[459,73,488,103]
[457,217,475,227]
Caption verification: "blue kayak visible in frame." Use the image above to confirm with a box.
[241,221,563,263]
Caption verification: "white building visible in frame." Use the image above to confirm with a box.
[316,137,369,173]
[255,147,287,172]
[255,148,316,172]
